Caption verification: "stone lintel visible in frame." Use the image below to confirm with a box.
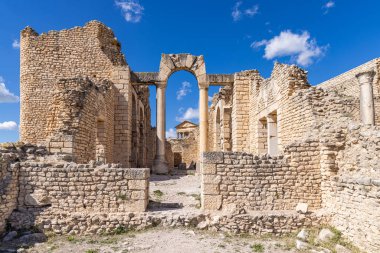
[131,72,159,84]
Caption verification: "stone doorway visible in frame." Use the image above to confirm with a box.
[173,152,182,167]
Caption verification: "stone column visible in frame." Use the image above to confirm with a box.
[153,82,169,174]
[356,71,376,125]
[199,86,209,157]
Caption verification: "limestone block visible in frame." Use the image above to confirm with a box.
[202,152,223,164]
[203,183,220,195]
[24,189,51,206]
[202,174,221,184]
[202,163,216,175]
[131,190,148,200]
[202,194,222,210]
[128,180,148,190]
[125,168,150,180]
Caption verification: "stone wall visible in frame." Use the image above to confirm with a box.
[46,78,115,164]
[0,144,150,236]
[317,58,380,125]
[20,21,126,144]
[320,124,380,253]
[201,140,322,211]
[231,71,259,152]
[0,152,20,234]
[209,86,232,152]
[8,209,328,236]
[0,144,51,235]
[168,128,199,168]
[249,64,312,155]
[17,163,149,214]
[317,58,379,98]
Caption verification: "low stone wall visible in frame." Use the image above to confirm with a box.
[330,177,380,252]
[202,145,321,211]
[8,209,329,236]
[17,163,150,213]
[0,160,19,235]
[320,124,380,253]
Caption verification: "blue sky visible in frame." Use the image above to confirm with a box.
[1,0,380,142]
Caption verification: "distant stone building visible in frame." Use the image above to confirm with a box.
[167,121,199,168]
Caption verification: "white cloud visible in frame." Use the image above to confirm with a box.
[166,128,176,139]
[12,39,20,49]
[0,76,19,103]
[0,121,18,130]
[208,96,213,103]
[176,81,192,100]
[115,0,144,23]
[232,1,243,21]
[176,107,199,122]
[232,1,259,21]
[323,1,335,14]
[251,30,327,67]
[245,5,259,17]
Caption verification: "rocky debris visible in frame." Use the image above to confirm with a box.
[197,221,208,230]
[318,228,335,242]
[17,233,47,246]
[2,231,17,242]
[296,239,310,250]
[296,203,309,214]
[297,229,309,241]
[335,244,352,253]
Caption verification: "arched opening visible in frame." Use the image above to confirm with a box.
[149,70,201,210]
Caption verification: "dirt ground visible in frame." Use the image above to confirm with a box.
[18,227,296,253]
[148,170,202,213]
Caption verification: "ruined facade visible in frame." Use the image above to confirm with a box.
[168,121,199,168]
[0,21,379,252]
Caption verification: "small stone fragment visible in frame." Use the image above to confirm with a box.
[296,203,308,213]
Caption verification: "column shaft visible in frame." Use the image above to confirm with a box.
[153,85,169,174]
[199,87,209,157]
[356,71,376,125]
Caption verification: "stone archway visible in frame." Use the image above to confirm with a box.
[153,54,210,174]
[131,53,234,174]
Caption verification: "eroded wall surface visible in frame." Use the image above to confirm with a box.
[20,21,126,144]
[320,124,380,253]
[202,140,322,212]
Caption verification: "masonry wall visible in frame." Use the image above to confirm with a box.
[111,66,133,166]
[249,64,312,154]
[45,78,115,164]
[17,163,150,214]
[320,124,380,253]
[20,21,126,144]
[168,128,199,168]
[0,156,19,235]
[317,58,380,125]
[202,140,322,211]
[232,71,259,152]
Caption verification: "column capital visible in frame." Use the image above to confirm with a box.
[198,83,209,90]
[156,81,167,89]
[356,70,376,85]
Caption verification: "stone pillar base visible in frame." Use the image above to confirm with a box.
[152,156,169,174]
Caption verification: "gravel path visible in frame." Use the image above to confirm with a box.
[148,170,201,213]
[18,227,296,253]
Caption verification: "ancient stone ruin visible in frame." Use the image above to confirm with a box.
[1,21,379,252]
